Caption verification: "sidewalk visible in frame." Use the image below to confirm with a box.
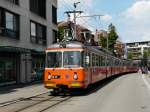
[0,82,50,105]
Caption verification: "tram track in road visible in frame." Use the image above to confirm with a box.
[38,96,71,112]
[0,92,49,108]
[0,92,72,112]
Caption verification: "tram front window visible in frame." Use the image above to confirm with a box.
[63,51,81,68]
[47,52,62,68]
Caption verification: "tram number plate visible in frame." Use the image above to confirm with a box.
[52,75,60,79]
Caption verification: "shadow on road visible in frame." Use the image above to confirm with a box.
[49,73,132,97]
[0,81,42,95]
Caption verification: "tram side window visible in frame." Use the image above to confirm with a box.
[108,58,111,66]
[101,56,105,66]
[92,54,95,67]
[99,56,101,66]
[96,55,99,66]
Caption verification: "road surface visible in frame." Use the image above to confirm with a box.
[47,73,150,112]
[1,73,150,112]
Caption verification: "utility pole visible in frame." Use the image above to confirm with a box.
[65,2,83,40]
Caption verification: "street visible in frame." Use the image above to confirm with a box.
[0,73,150,112]
[47,73,150,112]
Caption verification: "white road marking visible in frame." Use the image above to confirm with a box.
[142,74,150,91]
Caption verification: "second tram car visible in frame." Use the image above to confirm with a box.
[44,41,138,94]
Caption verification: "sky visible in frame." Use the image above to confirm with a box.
[58,0,150,43]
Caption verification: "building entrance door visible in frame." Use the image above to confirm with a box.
[0,56,17,85]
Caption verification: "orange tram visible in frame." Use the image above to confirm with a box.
[44,41,138,94]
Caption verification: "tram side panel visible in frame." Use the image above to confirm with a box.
[90,53,107,84]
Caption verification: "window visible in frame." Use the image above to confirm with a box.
[47,52,62,68]
[7,0,19,5]
[30,21,46,45]
[52,5,57,24]
[31,22,36,36]
[63,51,81,68]
[52,30,57,43]
[0,8,19,39]
[5,12,19,39]
[30,0,46,18]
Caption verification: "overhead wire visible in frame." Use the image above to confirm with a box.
[59,0,100,32]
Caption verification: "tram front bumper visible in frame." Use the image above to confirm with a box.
[45,82,85,89]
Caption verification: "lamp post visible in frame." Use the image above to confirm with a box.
[107,31,110,50]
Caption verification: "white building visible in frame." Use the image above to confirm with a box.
[126,41,150,59]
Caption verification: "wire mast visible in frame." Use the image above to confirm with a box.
[65,2,83,40]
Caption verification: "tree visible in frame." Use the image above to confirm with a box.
[108,23,119,52]
[57,27,65,41]
[127,52,133,59]
[143,50,148,59]
[99,33,107,48]
[140,50,149,68]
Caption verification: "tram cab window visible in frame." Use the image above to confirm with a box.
[63,51,81,68]
[47,52,62,68]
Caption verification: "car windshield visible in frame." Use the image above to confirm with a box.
[47,52,62,68]
[63,51,81,68]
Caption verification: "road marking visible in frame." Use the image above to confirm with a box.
[142,74,150,91]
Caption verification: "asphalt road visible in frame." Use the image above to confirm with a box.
[45,73,150,112]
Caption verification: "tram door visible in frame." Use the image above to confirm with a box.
[84,51,92,86]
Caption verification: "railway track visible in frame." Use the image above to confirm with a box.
[0,92,72,112]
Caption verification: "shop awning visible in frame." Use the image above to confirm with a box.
[31,49,45,55]
[0,46,30,53]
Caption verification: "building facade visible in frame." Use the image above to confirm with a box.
[58,21,95,44]
[95,30,108,44]
[114,40,125,58]
[126,41,150,60]
[0,0,57,86]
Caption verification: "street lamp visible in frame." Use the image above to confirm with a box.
[107,31,110,50]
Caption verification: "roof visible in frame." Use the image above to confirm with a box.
[47,41,84,49]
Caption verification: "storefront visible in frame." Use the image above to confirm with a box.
[0,46,30,86]
[0,52,18,85]
[31,51,45,81]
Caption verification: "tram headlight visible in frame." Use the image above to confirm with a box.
[48,75,52,80]
[73,73,78,80]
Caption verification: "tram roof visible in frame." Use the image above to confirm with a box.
[47,41,85,49]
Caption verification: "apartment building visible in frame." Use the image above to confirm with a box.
[126,41,150,59]
[0,0,57,86]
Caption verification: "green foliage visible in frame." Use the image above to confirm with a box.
[127,52,133,59]
[108,23,118,52]
[99,34,107,48]
[57,27,65,41]
[143,50,148,59]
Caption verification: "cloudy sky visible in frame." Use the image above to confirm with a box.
[58,0,150,43]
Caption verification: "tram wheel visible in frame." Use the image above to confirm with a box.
[51,88,59,95]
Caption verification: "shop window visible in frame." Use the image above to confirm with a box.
[30,0,46,18]
[52,5,57,24]
[30,21,46,45]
